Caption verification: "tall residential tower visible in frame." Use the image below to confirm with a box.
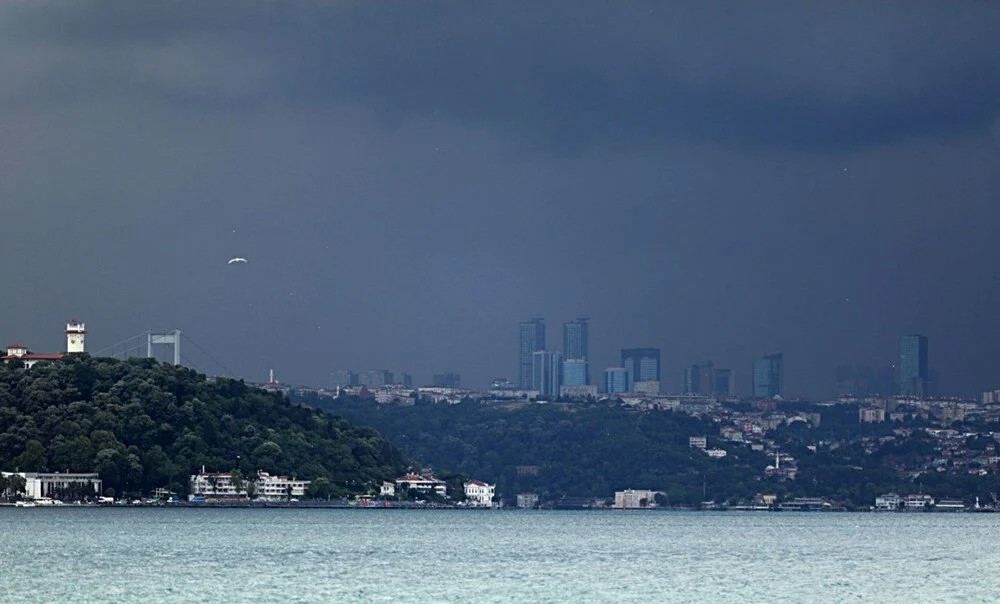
[518,318,546,389]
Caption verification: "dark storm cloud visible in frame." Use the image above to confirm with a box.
[4,2,1000,150]
[1,2,999,397]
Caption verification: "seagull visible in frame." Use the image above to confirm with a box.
[227,257,248,264]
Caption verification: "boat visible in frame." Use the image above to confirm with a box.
[14,501,36,508]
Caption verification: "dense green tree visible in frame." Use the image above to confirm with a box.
[0,356,407,498]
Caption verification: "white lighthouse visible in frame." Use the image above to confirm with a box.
[66,319,86,353]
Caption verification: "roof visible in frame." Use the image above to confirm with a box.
[3,353,64,360]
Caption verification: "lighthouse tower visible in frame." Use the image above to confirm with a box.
[66,319,86,353]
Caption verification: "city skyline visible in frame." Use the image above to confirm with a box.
[1,3,999,397]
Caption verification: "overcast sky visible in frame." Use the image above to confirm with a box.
[2,2,999,396]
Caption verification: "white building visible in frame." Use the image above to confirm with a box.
[2,471,102,500]
[904,494,934,510]
[395,474,448,497]
[614,489,657,509]
[66,319,86,353]
[464,481,496,507]
[874,492,902,511]
[380,481,396,497]
[689,436,707,449]
[516,493,539,508]
[189,471,310,501]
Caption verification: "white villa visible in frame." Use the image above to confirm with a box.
[463,481,496,507]
[395,474,448,497]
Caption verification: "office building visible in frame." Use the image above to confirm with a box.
[563,317,589,358]
[753,353,784,398]
[684,361,716,395]
[532,350,562,398]
[712,368,734,397]
[899,334,929,397]
[519,318,546,389]
[331,370,359,388]
[605,367,630,394]
[621,348,660,386]
[562,358,589,387]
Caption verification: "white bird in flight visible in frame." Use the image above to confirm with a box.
[227,257,248,264]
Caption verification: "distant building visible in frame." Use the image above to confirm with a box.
[490,377,515,391]
[633,380,660,395]
[1,471,101,500]
[331,370,359,388]
[392,371,413,387]
[519,318,546,389]
[189,471,309,501]
[463,481,496,507]
[874,492,902,511]
[563,317,589,382]
[516,493,539,509]
[359,370,393,388]
[752,353,784,398]
[900,334,929,397]
[532,350,562,398]
[562,358,589,387]
[604,367,630,394]
[614,489,657,509]
[859,407,886,423]
[712,368,734,397]
[433,372,461,388]
[621,348,660,385]
[395,474,448,497]
[3,318,87,369]
[380,481,396,498]
[66,319,86,354]
[560,384,598,399]
[689,436,707,449]
[904,493,934,510]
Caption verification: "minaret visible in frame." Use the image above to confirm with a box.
[66,319,86,353]
[269,369,276,384]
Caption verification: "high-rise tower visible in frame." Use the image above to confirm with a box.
[66,319,86,353]
[899,334,929,397]
[519,318,546,389]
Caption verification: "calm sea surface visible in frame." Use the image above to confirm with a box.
[1,508,998,603]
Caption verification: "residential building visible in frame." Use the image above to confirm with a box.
[753,353,784,398]
[614,489,657,509]
[633,380,660,395]
[519,318,546,388]
[433,372,461,388]
[900,334,929,397]
[560,384,598,399]
[604,367,629,394]
[359,369,393,388]
[395,474,448,497]
[464,481,496,507]
[532,350,562,398]
[380,481,396,497]
[859,407,886,423]
[562,358,589,387]
[516,493,539,509]
[874,493,903,511]
[1,471,102,500]
[904,493,934,510]
[392,372,413,387]
[689,436,707,449]
[621,348,660,385]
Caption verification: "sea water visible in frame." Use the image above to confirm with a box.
[1,508,997,603]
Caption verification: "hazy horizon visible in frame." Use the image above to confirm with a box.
[2,2,999,397]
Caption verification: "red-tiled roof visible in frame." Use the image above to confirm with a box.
[3,353,64,360]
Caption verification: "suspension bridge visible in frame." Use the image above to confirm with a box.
[92,330,236,378]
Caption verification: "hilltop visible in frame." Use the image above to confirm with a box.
[0,355,406,498]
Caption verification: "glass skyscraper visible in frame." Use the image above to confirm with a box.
[899,334,928,397]
[562,317,590,385]
[532,350,562,398]
[518,318,546,389]
[752,353,783,398]
[621,348,660,385]
[562,358,589,387]
[604,367,629,394]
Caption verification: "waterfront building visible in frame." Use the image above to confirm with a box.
[621,348,660,386]
[189,471,309,501]
[395,474,448,497]
[614,489,657,509]
[380,482,396,497]
[519,318,546,388]
[516,493,539,508]
[604,367,629,394]
[752,353,784,398]
[874,493,903,511]
[900,334,929,397]
[463,481,496,507]
[562,358,589,387]
[532,350,562,398]
[1,471,102,500]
